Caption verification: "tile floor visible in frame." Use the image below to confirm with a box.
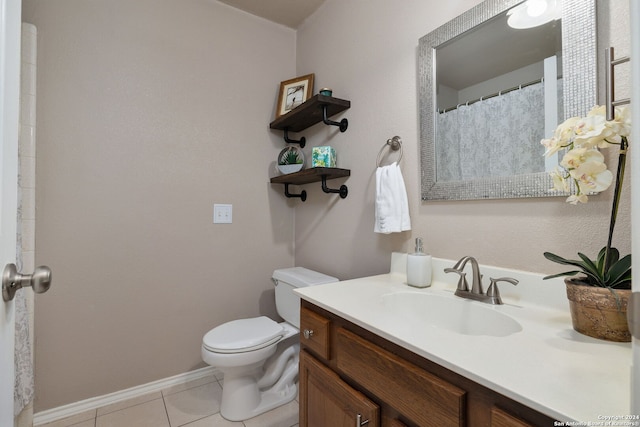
[40,373,299,427]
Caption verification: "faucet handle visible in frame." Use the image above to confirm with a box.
[486,277,519,304]
[444,268,468,292]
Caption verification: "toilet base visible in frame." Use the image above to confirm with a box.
[219,343,299,421]
[221,379,298,422]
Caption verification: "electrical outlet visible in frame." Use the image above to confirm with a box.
[213,204,232,224]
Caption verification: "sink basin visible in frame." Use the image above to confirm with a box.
[381,292,522,337]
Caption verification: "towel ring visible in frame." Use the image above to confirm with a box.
[376,136,403,167]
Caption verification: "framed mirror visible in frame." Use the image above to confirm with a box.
[419,0,596,201]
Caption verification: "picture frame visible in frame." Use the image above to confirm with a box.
[276,73,314,118]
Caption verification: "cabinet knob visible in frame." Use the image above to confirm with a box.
[303,329,314,339]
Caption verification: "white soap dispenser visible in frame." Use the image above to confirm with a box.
[406,237,432,288]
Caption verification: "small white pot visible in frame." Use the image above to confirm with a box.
[277,163,303,174]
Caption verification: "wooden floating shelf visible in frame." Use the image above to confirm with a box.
[270,95,351,133]
[270,168,350,201]
[270,167,350,185]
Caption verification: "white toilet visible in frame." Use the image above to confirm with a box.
[201,267,338,421]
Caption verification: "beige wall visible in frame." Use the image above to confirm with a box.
[25,0,297,411]
[294,0,632,281]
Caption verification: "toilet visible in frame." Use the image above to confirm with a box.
[201,267,338,421]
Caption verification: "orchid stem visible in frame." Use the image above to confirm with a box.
[604,136,627,270]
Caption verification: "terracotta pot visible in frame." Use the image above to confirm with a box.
[565,278,631,342]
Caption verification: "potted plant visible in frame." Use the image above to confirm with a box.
[277,146,304,174]
[541,105,631,342]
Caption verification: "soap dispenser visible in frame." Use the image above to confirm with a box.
[406,237,432,288]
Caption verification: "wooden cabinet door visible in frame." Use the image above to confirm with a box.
[300,350,379,427]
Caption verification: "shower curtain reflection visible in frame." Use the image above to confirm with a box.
[435,81,549,182]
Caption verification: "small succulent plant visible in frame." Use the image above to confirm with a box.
[279,148,303,165]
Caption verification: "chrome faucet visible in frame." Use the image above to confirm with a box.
[444,256,518,305]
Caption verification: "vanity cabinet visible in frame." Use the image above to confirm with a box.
[299,301,554,427]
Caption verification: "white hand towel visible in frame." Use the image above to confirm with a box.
[374,162,411,234]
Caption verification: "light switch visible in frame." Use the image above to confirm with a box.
[213,204,232,224]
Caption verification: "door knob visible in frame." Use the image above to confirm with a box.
[2,263,52,302]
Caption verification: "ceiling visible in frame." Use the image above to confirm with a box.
[217,0,326,28]
[437,10,561,90]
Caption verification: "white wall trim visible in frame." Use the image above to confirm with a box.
[33,366,219,426]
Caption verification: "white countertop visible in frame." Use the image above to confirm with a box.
[295,254,632,423]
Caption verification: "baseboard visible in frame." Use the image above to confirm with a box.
[33,366,219,426]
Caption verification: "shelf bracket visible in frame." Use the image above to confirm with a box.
[321,175,348,198]
[283,129,306,148]
[322,105,348,132]
[284,184,307,202]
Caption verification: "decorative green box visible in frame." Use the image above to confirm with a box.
[311,146,337,167]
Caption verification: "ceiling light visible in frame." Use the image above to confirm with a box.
[507,0,562,29]
[527,0,547,17]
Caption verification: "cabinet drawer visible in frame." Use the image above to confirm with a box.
[336,328,466,427]
[491,407,537,427]
[300,307,331,360]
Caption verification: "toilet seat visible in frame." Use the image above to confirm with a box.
[203,316,284,354]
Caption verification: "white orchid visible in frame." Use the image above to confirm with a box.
[542,105,629,204]
[559,146,603,169]
[572,114,608,148]
[543,105,632,290]
[541,116,580,156]
[550,166,569,192]
[570,159,613,197]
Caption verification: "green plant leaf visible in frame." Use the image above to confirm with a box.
[577,252,600,276]
[544,252,591,272]
[542,252,601,284]
[596,248,606,274]
[602,246,620,270]
[576,252,606,286]
[543,252,578,266]
[606,254,632,288]
[542,271,582,280]
[610,271,632,289]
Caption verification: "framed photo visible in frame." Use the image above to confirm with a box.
[276,73,314,118]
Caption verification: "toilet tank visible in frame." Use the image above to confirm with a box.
[272,267,338,328]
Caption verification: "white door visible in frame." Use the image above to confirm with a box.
[0,0,22,424]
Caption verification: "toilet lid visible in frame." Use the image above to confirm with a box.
[202,316,284,354]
